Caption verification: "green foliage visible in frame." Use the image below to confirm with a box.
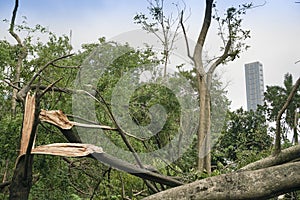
[0,3,272,198]
[214,107,272,169]
[212,2,252,62]
[0,115,23,199]
[264,73,300,143]
[0,18,84,199]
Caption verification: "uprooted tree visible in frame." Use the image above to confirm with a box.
[1,0,300,199]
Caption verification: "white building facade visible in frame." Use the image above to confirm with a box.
[245,61,264,111]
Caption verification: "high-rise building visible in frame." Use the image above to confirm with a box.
[245,61,264,111]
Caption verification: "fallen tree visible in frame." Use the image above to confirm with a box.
[142,76,300,199]
[10,97,300,199]
[143,161,300,200]
[239,144,300,171]
[3,0,300,198]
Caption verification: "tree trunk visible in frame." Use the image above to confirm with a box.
[143,162,300,200]
[9,94,37,200]
[294,109,298,144]
[197,75,211,174]
[203,88,211,175]
[9,155,34,200]
[11,57,22,117]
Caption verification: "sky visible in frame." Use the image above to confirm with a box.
[0,0,299,110]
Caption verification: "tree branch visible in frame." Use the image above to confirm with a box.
[240,144,300,171]
[38,109,183,187]
[92,87,146,167]
[193,0,213,76]
[273,77,300,155]
[9,0,27,117]
[179,10,193,61]
[9,0,22,45]
[51,63,81,69]
[207,37,231,76]
[17,54,74,101]
[0,181,11,190]
[39,77,63,98]
[2,79,21,90]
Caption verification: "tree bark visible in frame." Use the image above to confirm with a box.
[193,1,213,173]
[9,0,27,117]
[9,155,34,200]
[143,162,300,200]
[294,109,298,144]
[9,94,37,200]
[240,144,300,171]
[197,76,211,174]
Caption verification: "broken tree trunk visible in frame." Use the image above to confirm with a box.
[38,109,183,187]
[9,93,36,200]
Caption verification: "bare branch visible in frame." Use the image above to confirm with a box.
[72,122,118,131]
[28,54,74,87]
[9,0,27,116]
[51,63,81,69]
[39,77,63,98]
[30,84,75,94]
[180,10,193,61]
[17,54,74,101]
[91,87,146,166]
[9,0,22,45]
[193,0,214,76]
[207,36,232,76]
[2,79,21,90]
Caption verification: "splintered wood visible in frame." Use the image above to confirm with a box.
[31,143,103,157]
[19,93,36,155]
[19,102,103,158]
[39,109,74,129]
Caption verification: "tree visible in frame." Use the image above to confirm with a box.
[180,0,252,173]
[2,0,300,199]
[174,66,231,171]
[214,107,272,168]
[142,160,300,200]
[134,0,182,77]
[135,0,251,174]
[265,73,300,146]
[1,3,186,197]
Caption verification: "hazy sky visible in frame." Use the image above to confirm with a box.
[0,0,299,110]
